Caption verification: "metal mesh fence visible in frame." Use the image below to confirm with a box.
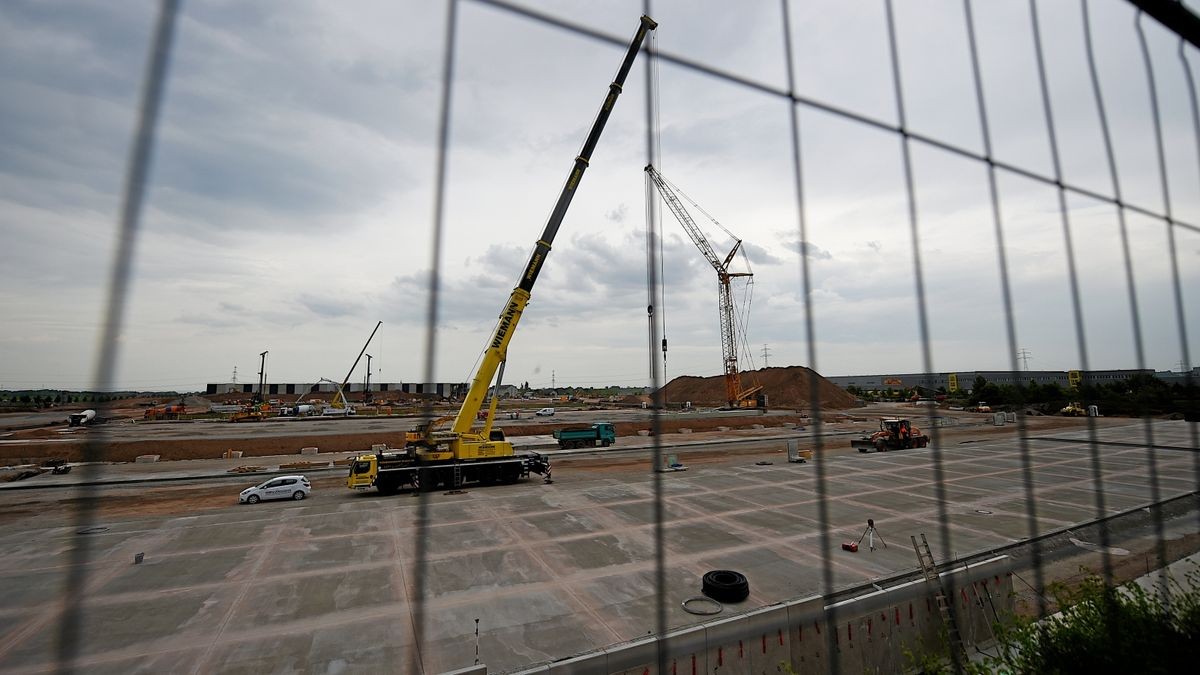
[5,0,1197,673]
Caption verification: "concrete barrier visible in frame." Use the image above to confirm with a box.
[300,446,319,455]
[679,428,692,434]
[134,455,160,463]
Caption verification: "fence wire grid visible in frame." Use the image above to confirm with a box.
[4,0,1198,673]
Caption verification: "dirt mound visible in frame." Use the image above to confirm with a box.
[661,366,858,410]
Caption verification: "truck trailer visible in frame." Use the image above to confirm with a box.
[553,423,616,449]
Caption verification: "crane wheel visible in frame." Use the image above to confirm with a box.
[701,570,749,603]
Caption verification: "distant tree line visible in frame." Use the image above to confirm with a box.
[0,391,182,408]
[847,374,1196,416]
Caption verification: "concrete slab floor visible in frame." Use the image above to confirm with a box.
[0,420,1193,673]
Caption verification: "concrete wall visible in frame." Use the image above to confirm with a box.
[508,556,1013,675]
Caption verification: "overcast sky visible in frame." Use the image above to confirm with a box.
[1,0,1198,392]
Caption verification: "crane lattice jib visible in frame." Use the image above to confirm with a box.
[645,165,726,274]
[718,279,741,405]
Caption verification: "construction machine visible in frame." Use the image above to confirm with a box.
[144,399,186,420]
[346,15,658,495]
[645,165,765,409]
[230,350,270,422]
[853,418,930,452]
[1060,401,1086,416]
[325,321,382,416]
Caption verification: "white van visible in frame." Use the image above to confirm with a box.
[535,407,555,416]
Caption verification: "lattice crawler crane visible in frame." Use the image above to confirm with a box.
[645,165,764,409]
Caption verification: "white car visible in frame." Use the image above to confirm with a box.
[535,407,555,416]
[239,475,311,504]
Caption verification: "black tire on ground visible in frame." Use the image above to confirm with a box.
[875,439,887,453]
[292,491,305,501]
[701,570,749,603]
[246,495,260,504]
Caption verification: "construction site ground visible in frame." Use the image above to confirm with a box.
[0,406,1195,673]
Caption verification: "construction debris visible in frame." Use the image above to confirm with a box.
[226,465,266,474]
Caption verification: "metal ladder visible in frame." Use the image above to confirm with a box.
[452,464,463,489]
[911,534,967,667]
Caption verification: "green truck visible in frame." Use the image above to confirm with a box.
[553,423,616,449]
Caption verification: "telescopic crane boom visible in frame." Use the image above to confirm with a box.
[405,16,658,465]
[645,165,763,408]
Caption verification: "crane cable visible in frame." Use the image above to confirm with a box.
[652,28,668,375]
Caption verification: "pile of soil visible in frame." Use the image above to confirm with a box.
[661,366,858,409]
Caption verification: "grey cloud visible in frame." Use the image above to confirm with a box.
[782,239,833,260]
[175,313,245,329]
[739,240,782,266]
[299,294,364,319]
[606,204,629,223]
[381,228,712,329]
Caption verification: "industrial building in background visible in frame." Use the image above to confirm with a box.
[826,368,1189,392]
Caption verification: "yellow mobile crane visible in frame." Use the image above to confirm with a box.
[347,15,658,495]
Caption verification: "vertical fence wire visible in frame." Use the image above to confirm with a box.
[1136,8,1197,575]
[1027,0,1115,586]
[882,0,963,668]
[641,2,669,670]
[412,0,461,669]
[55,1,180,670]
[1177,38,1200,534]
[1080,1,1170,597]
[778,0,840,668]
[961,0,1047,619]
